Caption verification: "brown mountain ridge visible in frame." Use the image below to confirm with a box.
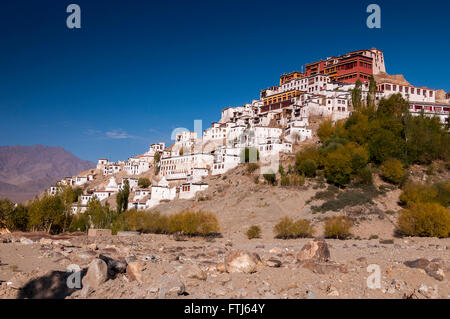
[0,145,95,203]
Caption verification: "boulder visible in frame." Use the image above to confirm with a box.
[404,258,446,281]
[126,261,144,283]
[153,275,186,298]
[82,258,108,288]
[301,260,348,274]
[76,250,98,260]
[225,250,261,274]
[297,239,330,263]
[99,254,127,278]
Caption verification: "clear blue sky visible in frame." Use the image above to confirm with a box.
[1,0,449,162]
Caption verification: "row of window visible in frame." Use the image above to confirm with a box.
[379,84,433,97]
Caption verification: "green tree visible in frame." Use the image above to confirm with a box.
[366,75,377,109]
[351,79,362,110]
[0,198,15,229]
[380,158,405,185]
[317,119,335,142]
[7,204,29,231]
[116,180,130,214]
[154,152,161,174]
[138,177,151,188]
[28,194,66,233]
[405,114,449,164]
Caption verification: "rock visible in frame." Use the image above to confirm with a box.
[418,283,438,299]
[404,258,430,269]
[126,261,144,283]
[225,250,261,274]
[20,237,34,245]
[39,238,53,245]
[87,229,112,237]
[76,250,98,260]
[98,255,127,278]
[53,240,72,247]
[154,275,186,298]
[391,279,407,291]
[326,285,339,297]
[184,264,207,281]
[297,239,330,263]
[301,260,348,274]
[404,258,446,281]
[82,258,108,289]
[265,258,282,268]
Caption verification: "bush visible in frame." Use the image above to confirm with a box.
[356,165,373,185]
[280,174,305,187]
[312,186,380,213]
[273,217,314,239]
[396,202,449,238]
[274,217,296,239]
[317,119,335,142]
[298,159,317,177]
[380,158,405,184]
[246,163,259,174]
[324,216,352,239]
[247,225,261,239]
[138,177,151,188]
[399,182,439,207]
[263,173,277,186]
[169,210,220,236]
[295,146,321,173]
[293,219,315,237]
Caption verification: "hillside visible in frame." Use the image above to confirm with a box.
[0,145,95,203]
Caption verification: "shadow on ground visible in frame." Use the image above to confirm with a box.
[17,269,86,299]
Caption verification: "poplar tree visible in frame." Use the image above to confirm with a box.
[366,75,377,109]
[352,79,362,110]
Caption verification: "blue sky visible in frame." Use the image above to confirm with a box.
[1,0,449,162]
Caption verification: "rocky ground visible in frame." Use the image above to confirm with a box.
[0,232,448,299]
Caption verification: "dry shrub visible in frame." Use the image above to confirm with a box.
[396,202,449,238]
[399,181,450,207]
[246,225,261,239]
[294,219,315,237]
[274,217,314,239]
[324,216,352,239]
[281,174,305,187]
[168,210,220,236]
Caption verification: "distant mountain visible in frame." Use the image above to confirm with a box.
[0,145,95,203]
